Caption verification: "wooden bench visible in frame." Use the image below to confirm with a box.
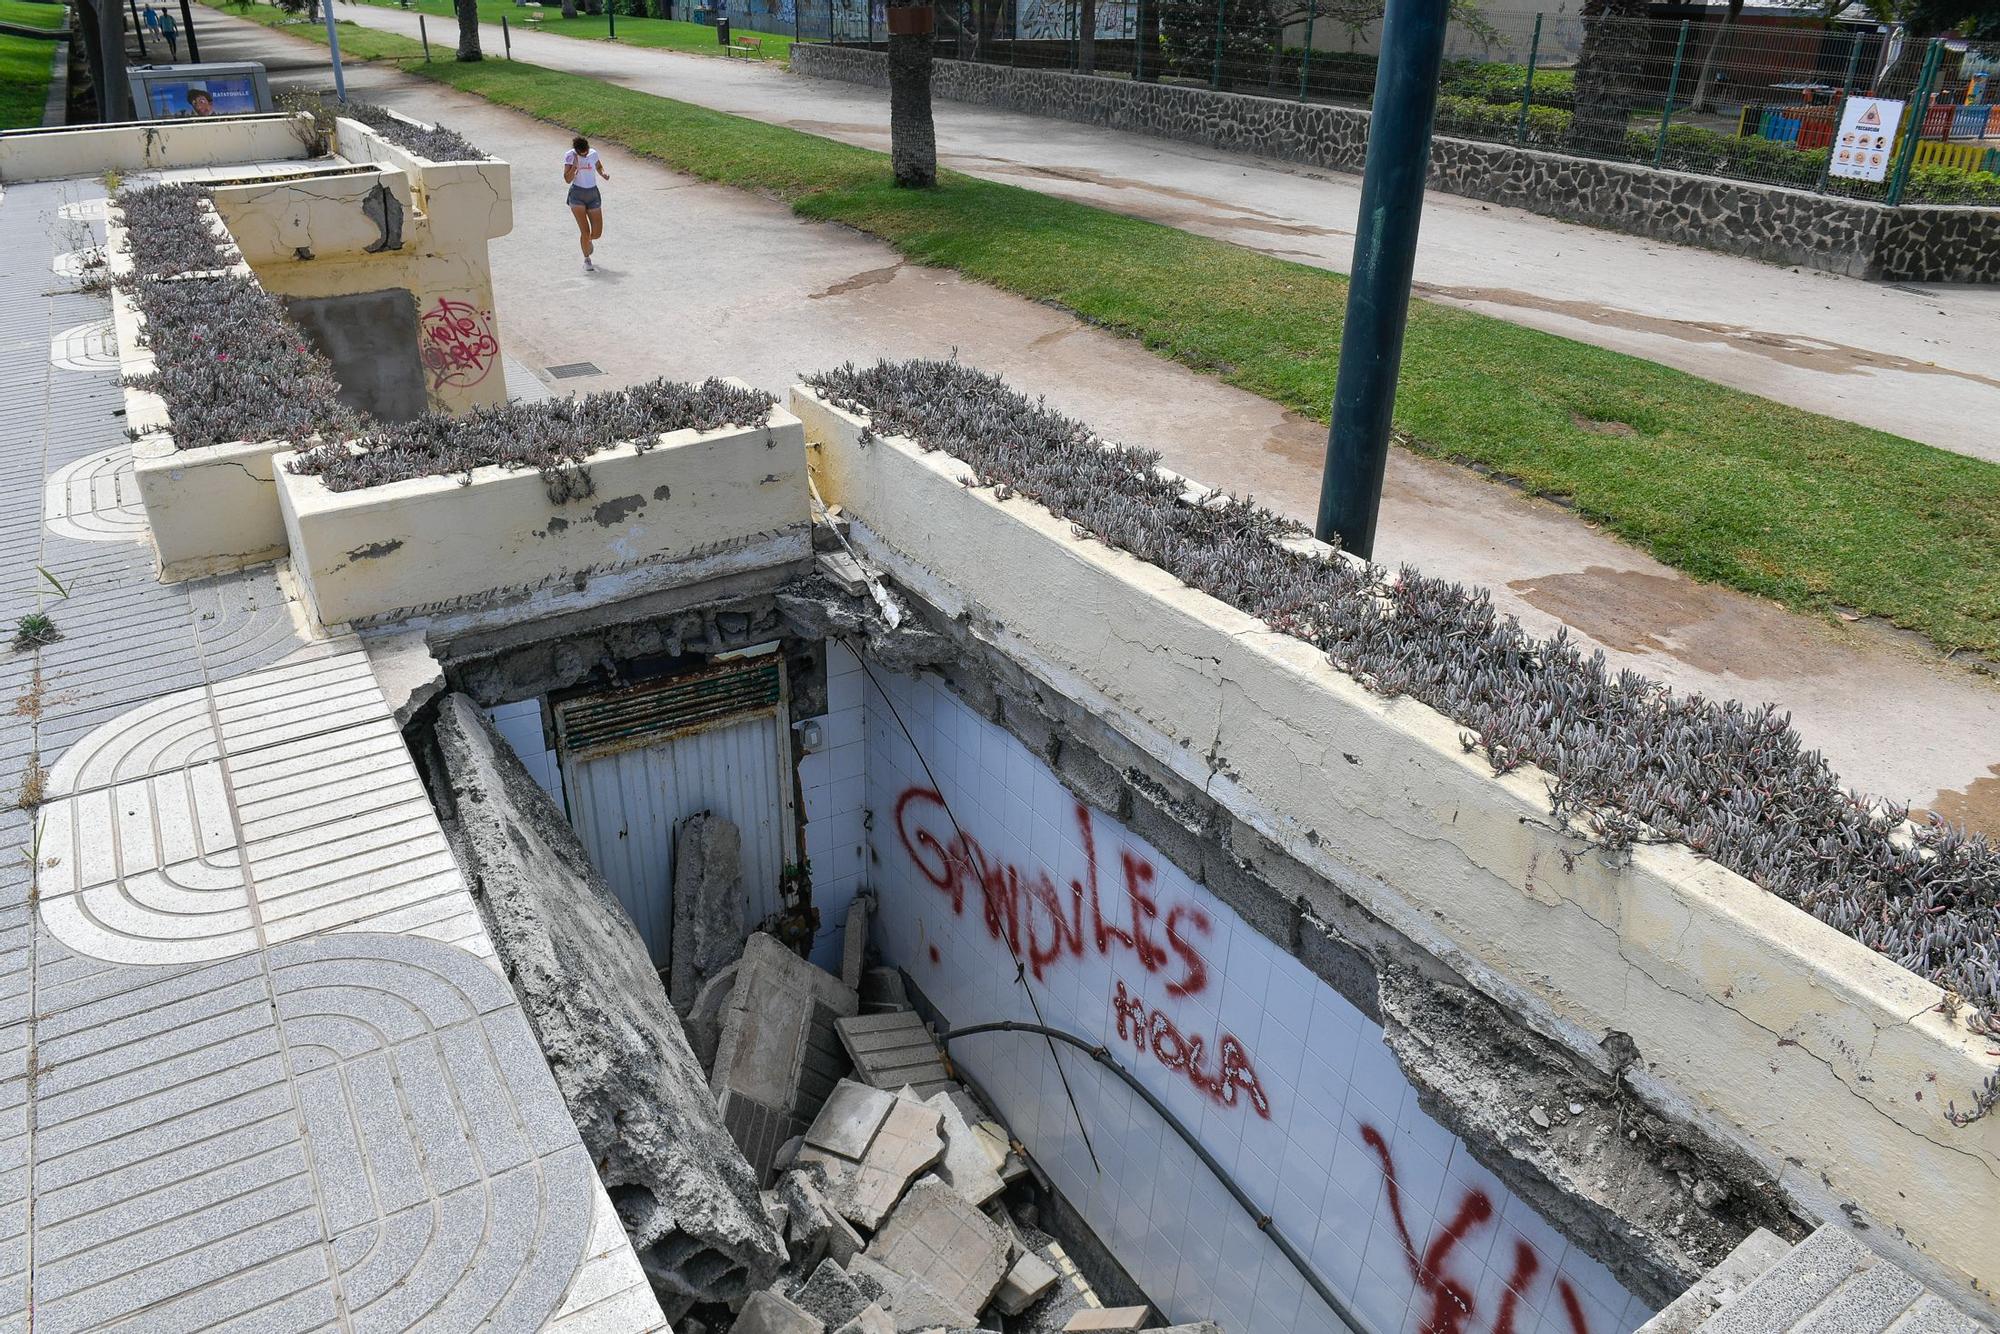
[726,33,762,57]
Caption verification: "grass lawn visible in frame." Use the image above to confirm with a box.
[0,0,66,28]
[0,30,56,129]
[178,11,2000,653]
[204,0,432,58]
[348,0,793,59]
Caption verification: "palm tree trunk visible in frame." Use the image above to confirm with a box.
[454,0,481,57]
[1567,0,1647,154]
[1078,0,1095,71]
[887,2,937,187]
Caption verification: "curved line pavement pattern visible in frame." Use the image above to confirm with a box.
[0,179,667,1329]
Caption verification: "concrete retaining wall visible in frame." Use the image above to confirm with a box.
[793,384,2000,1319]
[788,45,2000,283]
[276,407,812,628]
[0,114,314,181]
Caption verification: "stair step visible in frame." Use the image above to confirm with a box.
[1699,1228,1873,1334]
[1793,1258,1925,1334]
[1639,1230,1793,1334]
[1883,1294,1986,1334]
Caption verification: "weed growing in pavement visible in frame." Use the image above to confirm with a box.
[10,614,60,652]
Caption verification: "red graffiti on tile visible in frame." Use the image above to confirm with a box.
[894,786,1212,996]
[1112,977,1271,1118]
[1361,1123,1592,1334]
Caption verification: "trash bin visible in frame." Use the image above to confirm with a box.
[716,16,731,42]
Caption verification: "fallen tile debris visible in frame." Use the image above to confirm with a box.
[836,1010,956,1096]
[685,925,1214,1333]
[866,1176,1012,1320]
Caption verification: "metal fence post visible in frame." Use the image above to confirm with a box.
[607,0,615,38]
[418,11,431,61]
[1297,0,1315,101]
[1210,0,1223,89]
[502,13,511,55]
[1653,18,1689,165]
[1816,29,1863,193]
[1514,11,1541,144]
[1133,0,1144,79]
[1885,38,1941,205]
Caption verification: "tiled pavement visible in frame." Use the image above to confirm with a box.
[0,178,668,1330]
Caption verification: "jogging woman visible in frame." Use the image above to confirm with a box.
[563,135,608,273]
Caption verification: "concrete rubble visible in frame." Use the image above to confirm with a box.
[672,812,749,1013]
[712,932,862,1181]
[425,695,786,1315]
[837,1011,957,1097]
[666,906,1199,1334]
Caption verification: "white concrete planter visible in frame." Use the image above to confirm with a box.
[790,383,2000,1313]
[106,207,296,581]
[276,405,811,628]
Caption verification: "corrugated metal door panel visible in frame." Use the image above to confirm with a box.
[561,709,795,970]
[658,716,791,929]
[565,743,677,963]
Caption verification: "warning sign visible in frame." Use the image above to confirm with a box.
[1829,96,1905,183]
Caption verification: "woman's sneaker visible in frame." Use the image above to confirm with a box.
[583,256,595,273]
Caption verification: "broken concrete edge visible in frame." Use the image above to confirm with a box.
[791,385,2000,1314]
[362,627,446,729]
[421,693,787,1311]
[273,401,809,628]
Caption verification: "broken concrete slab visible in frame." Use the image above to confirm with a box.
[837,1010,955,1097]
[426,695,784,1313]
[685,960,739,1074]
[792,1259,873,1330]
[1136,1325,1223,1334]
[670,811,747,1013]
[711,931,860,1182]
[1063,1308,1151,1331]
[848,1254,980,1333]
[842,892,873,990]
[994,1251,1060,1316]
[833,1305,895,1334]
[840,1096,945,1230]
[910,1089,1004,1208]
[868,1177,1011,1322]
[807,1080,898,1160]
[780,1167,867,1269]
[362,628,445,728]
[737,1289,827,1334]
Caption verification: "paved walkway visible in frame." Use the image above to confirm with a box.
[0,172,662,1329]
[329,1,1997,462]
[198,11,2000,843]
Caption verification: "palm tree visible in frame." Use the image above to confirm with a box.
[887,0,938,187]
[1567,0,1648,154]
[455,0,483,58]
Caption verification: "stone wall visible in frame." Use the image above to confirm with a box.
[789,45,2000,283]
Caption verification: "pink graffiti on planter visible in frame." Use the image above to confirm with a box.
[419,297,498,389]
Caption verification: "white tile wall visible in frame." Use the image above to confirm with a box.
[798,640,871,970]
[485,699,566,808]
[858,662,1656,1334]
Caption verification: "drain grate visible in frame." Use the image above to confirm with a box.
[546,361,602,379]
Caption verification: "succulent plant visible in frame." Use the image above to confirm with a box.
[287,377,777,493]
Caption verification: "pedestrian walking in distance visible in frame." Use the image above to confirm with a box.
[563,136,608,273]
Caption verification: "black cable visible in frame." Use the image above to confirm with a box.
[842,642,1103,1176]
[941,1020,1375,1334]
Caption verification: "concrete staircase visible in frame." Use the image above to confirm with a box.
[1640,1226,1988,1334]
